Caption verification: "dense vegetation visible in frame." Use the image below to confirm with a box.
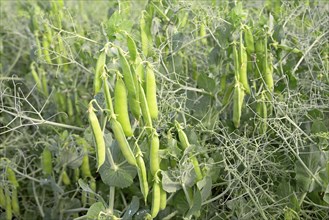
[0,0,328,219]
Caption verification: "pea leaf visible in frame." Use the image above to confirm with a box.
[324,184,329,204]
[99,162,136,188]
[197,73,216,94]
[99,138,137,188]
[185,187,202,218]
[122,196,140,220]
[197,176,212,202]
[295,146,323,192]
[86,202,106,220]
[161,171,181,193]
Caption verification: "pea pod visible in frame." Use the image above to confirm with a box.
[94,51,106,95]
[150,132,160,176]
[160,187,167,210]
[5,189,12,220]
[239,44,251,94]
[42,35,52,64]
[81,150,92,178]
[74,168,80,182]
[30,62,42,91]
[136,146,149,204]
[82,191,87,207]
[175,121,203,182]
[243,26,255,54]
[61,170,71,186]
[200,23,207,45]
[151,181,160,218]
[126,34,138,63]
[41,147,53,176]
[135,60,145,85]
[146,63,158,119]
[89,178,96,204]
[88,102,106,171]
[264,54,274,92]
[0,187,5,208]
[11,188,19,216]
[103,75,115,116]
[110,118,137,166]
[140,11,149,57]
[114,75,133,137]
[256,92,268,134]
[255,38,265,77]
[233,42,240,80]
[139,82,153,133]
[118,48,136,97]
[232,82,245,128]
[129,65,141,119]
[6,168,19,188]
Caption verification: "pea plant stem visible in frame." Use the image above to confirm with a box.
[109,186,115,214]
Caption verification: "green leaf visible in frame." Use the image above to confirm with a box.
[86,202,106,220]
[197,176,212,202]
[99,163,136,188]
[324,184,329,204]
[295,146,323,192]
[161,171,181,193]
[171,190,189,215]
[185,187,202,218]
[78,179,107,207]
[197,73,216,94]
[122,196,140,220]
[106,10,133,41]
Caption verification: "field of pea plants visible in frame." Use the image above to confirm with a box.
[0,0,328,219]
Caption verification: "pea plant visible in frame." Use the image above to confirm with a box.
[0,0,328,220]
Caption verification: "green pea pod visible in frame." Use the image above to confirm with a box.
[222,83,234,107]
[118,48,137,97]
[89,178,96,204]
[5,189,12,220]
[200,23,207,45]
[126,34,138,63]
[139,83,153,133]
[150,132,160,176]
[135,60,145,86]
[30,63,42,91]
[129,65,141,119]
[94,51,106,95]
[6,168,19,188]
[42,35,52,64]
[74,168,80,182]
[67,94,74,117]
[160,187,167,210]
[114,76,133,137]
[0,187,6,208]
[233,43,240,80]
[146,63,158,119]
[232,82,245,128]
[264,55,274,92]
[151,181,160,218]
[82,191,87,207]
[61,170,71,186]
[140,11,149,57]
[41,147,53,176]
[244,26,255,54]
[175,122,203,182]
[110,118,137,166]
[136,146,149,204]
[239,45,251,94]
[80,145,92,178]
[255,38,265,77]
[103,76,114,116]
[88,103,106,171]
